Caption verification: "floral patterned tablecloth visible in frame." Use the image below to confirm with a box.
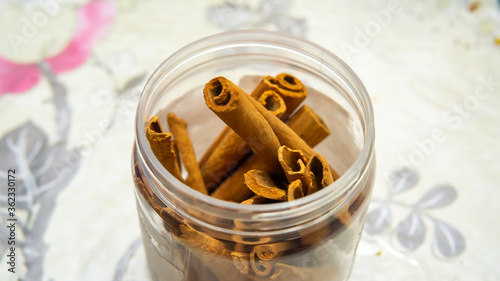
[1,1,499,280]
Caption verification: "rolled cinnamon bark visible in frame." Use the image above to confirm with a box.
[145,116,184,182]
[307,153,334,195]
[211,105,330,202]
[243,170,287,201]
[200,90,286,192]
[246,93,340,180]
[179,224,252,281]
[284,105,330,148]
[198,126,230,170]
[167,113,207,194]
[200,73,305,191]
[278,146,312,191]
[241,195,275,205]
[307,153,351,225]
[251,73,307,117]
[287,180,305,201]
[203,77,285,180]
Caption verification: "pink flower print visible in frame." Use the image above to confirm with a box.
[47,1,116,74]
[0,57,41,94]
[0,0,116,96]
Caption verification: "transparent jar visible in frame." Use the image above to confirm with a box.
[132,30,375,281]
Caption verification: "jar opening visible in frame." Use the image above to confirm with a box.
[134,30,375,234]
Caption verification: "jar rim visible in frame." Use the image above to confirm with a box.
[134,30,375,229]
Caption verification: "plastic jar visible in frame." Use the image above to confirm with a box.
[132,30,375,281]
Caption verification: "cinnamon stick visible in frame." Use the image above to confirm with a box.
[203,77,285,179]
[243,170,287,201]
[247,243,293,280]
[200,90,286,192]
[241,195,275,205]
[251,73,307,117]
[307,153,334,195]
[307,153,351,225]
[198,126,230,168]
[179,224,251,281]
[246,92,340,180]
[258,90,287,118]
[231,252,251,275]
[145,116,184,182]
[200,72,305,191]
[211,105,331,202]
[250,255,273,277]
[278,146,312,191]
[167,113,207,194]
[287,180,305,201]
[283,105,330,148]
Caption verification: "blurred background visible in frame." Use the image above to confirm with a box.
[0,0,499,280]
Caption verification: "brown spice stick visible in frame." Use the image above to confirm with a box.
[244,170,287,201]
[198,126,230,167]
[167,113,207,194]
[246,92,340,180]
[200,72,305,190]
[251,73,307,117]
[231,252,251,275]
[200,72,304,167]
[203,77,285,179]
[179,225,252,281]
[211,154,266,202]
[307,152,351,225]
[241,195,275,205]
[200,90,287,192]
[278,146,312,191]
[287,180,305,201]
[258,90,287,118]
[247,243,293,280]
[211,105,330,202]
[250,256,273,277]
[145,116,184,182]
[284,105,330,148]
[307,153,334,195]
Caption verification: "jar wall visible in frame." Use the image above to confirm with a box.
[133,148,375,281]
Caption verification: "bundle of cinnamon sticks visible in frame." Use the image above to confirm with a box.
[146,73,340,204]
[135,73,373,280]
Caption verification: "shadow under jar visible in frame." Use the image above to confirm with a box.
[132,30,375,281]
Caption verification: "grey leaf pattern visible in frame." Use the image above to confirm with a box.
[207,0,307,37]
[0,121,80,281]
[389,167,419,195]
[113,237,142,281]
[417,185,457,209]
[396,212,426,251]
[0,121,47,210]
[0,122,80,209]
[433,219,465,257]
[369,167,465,258]
[39,62,71,142]
[120,73,147,94]
[365,205,391,235]
[207,2,254,30]
[259,0,291,18]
